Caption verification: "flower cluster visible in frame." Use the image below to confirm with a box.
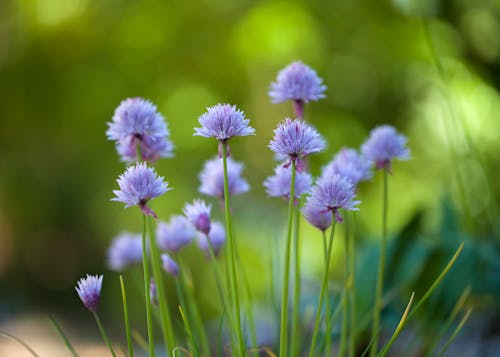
[198,157,249,200]
[322,148,372,185]
[263,165,312,201]
[361,125,410,172]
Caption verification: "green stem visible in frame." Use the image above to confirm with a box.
[309,219,337,357]
[48,316,78,357]
[322,230,332,355]
[339,223,349,357]
[370,170,388,357]
[221,142,245,357]
[290,202,302,357]
[147,216,176,356]
[175,275,199,356]
[141,214,155,357]
[93,313,117,357]
[347,213,357,357]
[279,159,297,357]
[437,308,472,357]
[119,276,134,357]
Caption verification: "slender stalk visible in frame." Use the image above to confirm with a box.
[370,170,388,357]
[309,219,337,357]
[347,213,357,357]
[141,214,155,357]
[339,216,350,357]
[175,279,199,357]
[322,230,332,355]
[221,142,245,356]
[290,201,302,357]
[147,217,176,356]
[48,316,78,357]
[93,313,117,357]
[119,276,134,357]
[0,331,39,357]
[279,159,297,357]
[436,308,472,357]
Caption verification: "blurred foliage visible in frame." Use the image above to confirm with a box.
[0,0,500,344]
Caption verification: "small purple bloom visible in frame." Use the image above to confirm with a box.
[263,165,312,200]
[183,199,211,235]
[106,98,173,163]
[76,274,103,313]
[322,148,373,185]
[269,118,326,171]
[107,232,143,272]
[305,174,360,223]
[112,162,171,218]
[199,157,250,199]
[156,215,196,253]
[302,204,332,232]
[197,221,226,259]
[361,125,410,172]
[161,253,180,277]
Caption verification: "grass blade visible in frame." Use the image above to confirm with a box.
[48,315,78,357]
[0,331,39,357]
[437,308,472,357]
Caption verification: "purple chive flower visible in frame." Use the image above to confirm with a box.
[302,204,332,232]
[197,221,226,259]
[156,215,196,253]
[107,232,143,272]
[106,97,174,163]
[305,174,360,223]
[161,253,180,277]
[183,199,211,235]
[322,148,373,185]
[361,125,410,172]
[112,162,170,218]
[263,165,312,201]
[76,274,103,313]
[194,104,255,156]
[269,118,326,171]
[269,61,326,118]
[199,157,250,199]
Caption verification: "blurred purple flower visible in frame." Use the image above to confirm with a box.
[112,162,170,218]
[269,118,326,171]
[198,157,250,199]
[76,274,103,313]
[156,215,196,253]
[161,253,179,278]
[361,125,410,172]
[322,148,373,185]
[107,232,143,272]
[263,165,312,201]
[150,278,158,306]
[302,204,332,232]
[197,221,226,259]
[183,199,211,235]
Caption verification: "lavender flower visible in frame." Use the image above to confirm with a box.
[269,118,326,171]
[194,104,255,156]
[183,199,211,235]
[269,61,326,118]
[112,162,170,218]
[302,204,332,232]
[76,274,103,313]
[361,125,410,171]
[161,253,180,277]
[199,157,250,199]
[263,165,312,200]
[106,98,173,163]
[322,148,373,185]
[197,221,226,259]
[305,174,360,223]
[156,215,196,253]
[107,232,143,272]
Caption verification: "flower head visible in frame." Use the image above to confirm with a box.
[305,174,360,223]
[106,98,173,163]
[269,118,326,171]
[112,162,170,218]
[156,215,196,253]
[199,157,250,199]
[197,221,226,259]
[361,125,410,171]
[161,253,180,277]
[183,199,211,235]
[107,232,143,272]
[76,274,103,313]
[322,148,373,185]
[263,165,312,201]
[302,204,332,232]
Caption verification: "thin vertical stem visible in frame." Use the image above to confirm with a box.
[174,276,199,356]
[119,276,134,357]
[221,142,245,357]
[348,213,357,357]
[308,219,337,357]
[93,313,117,357]
[48,316,78,357]
[370,170,388,357]
[322,230,332,355]
[339,214,350,357]
[141,214,155,357]
[279,159,297,357]
[290,202,302,357]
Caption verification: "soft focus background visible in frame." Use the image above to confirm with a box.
[1,0,500,355]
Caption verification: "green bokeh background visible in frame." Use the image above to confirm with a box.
[1,0,500,347]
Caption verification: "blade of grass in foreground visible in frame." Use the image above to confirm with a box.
[0,331,39,357]
[437,308,472,357]
[119,276,133,357]
[48,315,79,357]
